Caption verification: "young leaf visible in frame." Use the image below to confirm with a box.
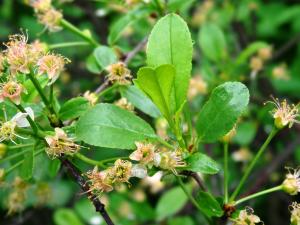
[108,8,150,45]
[198,23,227,62]
[156,186,188,221]
[19,144,34,180]
[120,85,161,118]
[147,13,193,110]
[196,82,249,142]
[196,191,223,217]
[76,103,157,149]
[185,152,220,174]
[135,64,175,119]
[54,208,84,225]
[59,97,90,121]
[93,46,117,70]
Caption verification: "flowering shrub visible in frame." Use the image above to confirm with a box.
[0,1,299,225]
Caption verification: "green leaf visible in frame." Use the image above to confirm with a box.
[76,103,157,149]
[59,97,90,121]
[235,41,268,65]
[54,208,84,225]
[147,13,193,110]
[185,152,220,174]
[196,191,223,217]
[136,64,175,119]
[93,46,117,70]
[48,159,61,178]
[196,82,249,142]
[86,54,101,74]
[120,85,161,118]
[74,199,100,224]
[108,8,150,45]
[156,186,188,221]
[19,144,34,180]
[198,23,227,62]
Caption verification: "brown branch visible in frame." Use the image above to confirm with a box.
[124,36,148,65]
[60,158,115,225]
[272,32,300,60]
[181,171,207,191]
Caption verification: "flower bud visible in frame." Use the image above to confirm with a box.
[114,97,134,112]
[290,202,300,225]
[258,46,272,61]
[282,168,300,195]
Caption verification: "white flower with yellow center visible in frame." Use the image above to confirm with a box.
[282,167,300,195]
[0,107,34,144]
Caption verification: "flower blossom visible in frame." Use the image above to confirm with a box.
[86,167,114,195]
[106,62,132,85]
[45,127,80,158]
[266,97,299,129]
[37,53,70,85]
[130,142,156,165]
[282,167,300,196]
[29,0,52,13]
[0,80,23,104]
[0,107,34,144]
[37,8,63,32]
[156,149,186,174]
[4,34,43,75]
[232,208,262,225]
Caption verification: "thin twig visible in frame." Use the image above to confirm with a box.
[124,36,148,65]
[181,171,207,191]
[60,158,115,225]
[272,32,300,60]
[94,80,109,95]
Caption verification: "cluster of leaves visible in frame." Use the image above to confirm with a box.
[0,1,300,225]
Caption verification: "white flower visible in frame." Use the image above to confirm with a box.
[11,107,34,128]
[131,164,147,179]
[0,107,34,144]
[282,167,300,195]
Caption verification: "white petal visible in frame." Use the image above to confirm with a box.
[131,164,147,179]
[11,107,34,128]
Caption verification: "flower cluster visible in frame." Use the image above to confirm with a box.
[29,0,63,32]
[232,208,262,225]
[45,128,80,158]
[266,97,299,129]
[0,33,69,100]
[282,167,300,196]
[106,62,132,85]
[290,202,300,225]
[86,142,186,195]
[86,159,133,195]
